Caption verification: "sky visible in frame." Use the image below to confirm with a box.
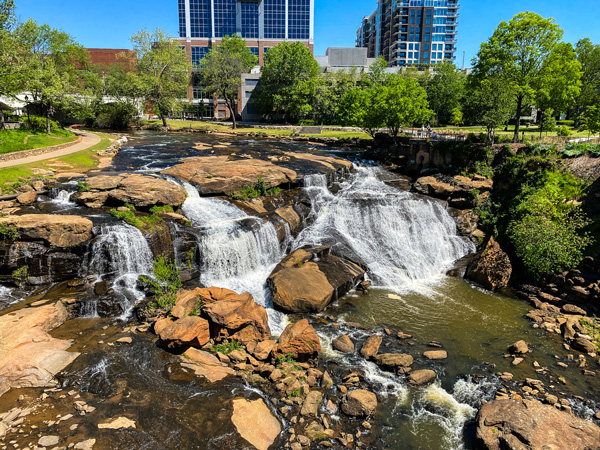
[14,0,600,68]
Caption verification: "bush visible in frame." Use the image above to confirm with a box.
[140,255,182,311]
[25,115,62,131]
[556,126,572,137]
[94,102,137,129]
[229,177,283,200]
[561,143,600,158]
[0,223,18,240]
[557,120,575,126]
[210,340,242,355]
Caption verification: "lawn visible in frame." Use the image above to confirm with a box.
[437,125,590,139]
[0,128,78,155]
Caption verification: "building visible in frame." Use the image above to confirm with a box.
[315,47,376,73]
[86,48,136,71]
[356,0,460,66]
[176,0,314,67]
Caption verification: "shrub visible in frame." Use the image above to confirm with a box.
[0,223,18,240]
[24,115,62,131]
[140,255,182,311]
[229,177,283,200]
[149,205,174,215]
[77,181,89,192]
[210,340,242,355]
[556,126,572,137]
[12,266,28,281]
[556,120,575,126]
[94,102,137,129]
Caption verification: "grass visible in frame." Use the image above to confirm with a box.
[0,128,77,155]
[437,124,591,139]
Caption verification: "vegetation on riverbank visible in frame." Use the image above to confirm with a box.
[0,127,76,155]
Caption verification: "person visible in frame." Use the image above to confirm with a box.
[421,124,425,137]
[432,131,437,140]
[427,124,432,136]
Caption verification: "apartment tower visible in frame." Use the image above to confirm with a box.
[357,0,459,66]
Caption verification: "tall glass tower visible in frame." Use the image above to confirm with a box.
[177,0,314,67]
[356,0,459,66]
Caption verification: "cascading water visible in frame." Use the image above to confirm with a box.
[179,181,289,332]
[49,181,78,208]
[296,166,475,291]
[87,223,154,318]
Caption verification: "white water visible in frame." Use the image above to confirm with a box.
[52,190,76,207]
[296,166,475,292]
[180,181,289,333]
[88,224,154,318]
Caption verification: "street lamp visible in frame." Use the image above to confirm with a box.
[24,95,30,127]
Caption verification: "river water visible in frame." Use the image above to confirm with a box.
[1,132,598,450]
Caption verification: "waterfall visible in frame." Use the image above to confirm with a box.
[296,166,475,292]
[303,173,334,219]
[49,181,78,207]
[87,223,154,318]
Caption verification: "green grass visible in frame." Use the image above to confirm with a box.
[0,129,77,155]
[437,125,591,138]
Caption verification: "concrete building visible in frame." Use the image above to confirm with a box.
[356,0,460,66]
[315,47,377,73]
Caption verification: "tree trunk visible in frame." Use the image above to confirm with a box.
[46,107,51,135]
[225,96,237,130]
[160,112,168,128]
[513,95,523,142]
[0,109,5,130]
[539,110,544,139]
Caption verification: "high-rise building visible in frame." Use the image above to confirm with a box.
[356,0,460,66]
[176,0,315,67]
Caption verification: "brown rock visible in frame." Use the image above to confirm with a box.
[253,340,277,361]
[109,174,187,208]
[562,304,586,315]
[158,316,210,349]
[72,191,109,208]
[272,319,321,362]
[408,369,436,385]
[322,371,334,389]
[0,214,93,247]
[275,206,301,232]
[466,237,512,291]
[231,398,282,450]
[573,337,597,354]
[375,353,413,370]
[16,191,37,205]
[424,350,448,360]
[181,348,235,382]
[153,317,173,335]
[332,335,355,353]
[300,391,323,417]
[414,176,455,197]
[476,399,600,450]
[341,390,377,417]
[86,175,124,190]
[360,335,383,359]
[509,340,529,355]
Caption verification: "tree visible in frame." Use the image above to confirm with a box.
[339,87,384,138]
[422,62,465,123]
[310,70,361,125]
[199,35,257,129]
[539,108,557,137]
[580,105,600,140]
[16,19,89,134]
[472,12,580,141]
[255,42,320,123]
[131,28,191,127]
[574,38,600,125]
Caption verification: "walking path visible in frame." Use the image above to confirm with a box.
[0,131,101,169]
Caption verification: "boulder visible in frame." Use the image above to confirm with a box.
[509,340,529,355]
[268,247,365,313]
[341,390,377,417]
[573,337,597,354]
[253,340,277,361]
[414,176,455,197]
[71,192,109,209]
[414,175,493,201]
[562,304,586,315]
[332,335,355,353]
[423,350,448,360]
[0,302,80,397]
[0,214,92,247]
[476,399,600,450]
[272,319,321,362]
[360,335,383,359]
[408,369,436,386]
[181,348,236,382]
[466,238,512,291]
[161,155,297,196]
[158,316,210,349]
[300,390,323,417]
[16,191,37,205]
[375,353,413,371]
[231,398,282,450]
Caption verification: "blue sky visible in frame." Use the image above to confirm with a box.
[14,0,600,68]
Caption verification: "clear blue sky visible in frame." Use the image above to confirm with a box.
[14,0,600,68]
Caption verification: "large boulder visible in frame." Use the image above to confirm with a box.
[375,353,413,372]
[181,348,236,383]
[158,316,210,350]
[0,302,80,397]
[360,335,383,359]
[272,319,321,362]
[231,398,282,450]
[466,238,512,291]
[407,369,437,386]
[0,214,92,247]
[476,399,600,450]
[161,156,297,196]
[268,247,365,313]
[341,390,378,417]
[414,175,493,200]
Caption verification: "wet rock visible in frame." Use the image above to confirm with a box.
[38,435,59,447]
[332,335,355,353]
[423,350,448,360]
[74,439,96,450]
[573,337,597,354]
[158,316,210,349]
[476,399,600,450]
[98,417,137,429]
[407,370,436,386]
[466,237,512,291]
[300,391,323,417]
[181,348,236,382]
[268,246,365,313]
[360,335,382,359]
[272,319,321,362]
[375,353,413,371]
[94,280,109,296]
[0,214,92,247]
[509,340,529,355]
[231,398,282,450]
[341,390,377,417]
[562,304,587,315]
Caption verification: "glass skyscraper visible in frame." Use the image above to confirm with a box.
[177,0,314,67]
[356,0,460,66]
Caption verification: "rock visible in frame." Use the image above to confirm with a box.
[253,340,277,361]
[154,317,174,335]
[466,238,512,291]
[0,302,79,397]
[16,191,37,205]
[322,371,334,389]
[300,391,323,417]
[98,417,137,429]
[476,399,600,450]
[512,357,524,366]
[74,439,96,450]
[38,436,59,447]
[408,370,436,386]
[275,206,301,232]
[181,348,235,382]
[71,191,109,208]
[509,340,529,355]
[231,398,282,450]
[573,337,597,354]
[171,287,238,319]
[423,350,448,360]
[332,335,355,353]
[562,304,586,315]
[304,421,331,441]
[202,291,271,346]
[268,247,365,313]
[360,335,383,359]
[94,280,109,296]
[162,155,297,196]
[0,214,93,247]
[375,353,413,371]
[272,319,321,362]
[116,337,132,344]
[158,316,210,349]
[414,176,455,197]
[341,390,377,417]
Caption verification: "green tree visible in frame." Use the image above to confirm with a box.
[199,35,257,129]
[255,42,320,123]
[574,38,600,126]
[422,62,465,124]
[339,87,383,138]
[311,70,360,125]
[472,12,580,141]
[580,105,600,140]
[365,56,391,87]
[130,28,191,127]
[538,108,557,137]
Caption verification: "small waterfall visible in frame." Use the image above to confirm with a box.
[303,173,334,219]
[49,181,78,207]
[87,224,154,318]
[0,285,16,309]
[296,166,475,292]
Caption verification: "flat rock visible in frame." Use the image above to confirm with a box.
[375,353,413,370]
[231,398,282,450]
[182,348,235,382]
[74,439,96,450]
[408,369,436,386]
[38,436,59,447]
[0,214,93,247]
[341,390,377,417]
[98,417,136,429]
[423,350,447,360]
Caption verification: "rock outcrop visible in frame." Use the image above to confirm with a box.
[414,174,493,209]
[0,302,80,397]
[158,316,210,350]
[466,238,512,291]
[272,319,321,362]
[231,398,282,450]
[181,348,236,382]
[341,390,377,417]
[0,214,92,247]
[268,246,365,313]
[476,399,600,450]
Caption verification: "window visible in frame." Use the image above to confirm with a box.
[213,0,236,38]
[423,52,429,59]
[178,0,186,37]
[248,47,259,57]
[192,46,211,66]
[288,0,310,39]
[189,0,211,38]
[241,2,259,39]
[424,44,429,50]
[264,0,286,39]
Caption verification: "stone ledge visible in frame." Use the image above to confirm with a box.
[0,135,84,163]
